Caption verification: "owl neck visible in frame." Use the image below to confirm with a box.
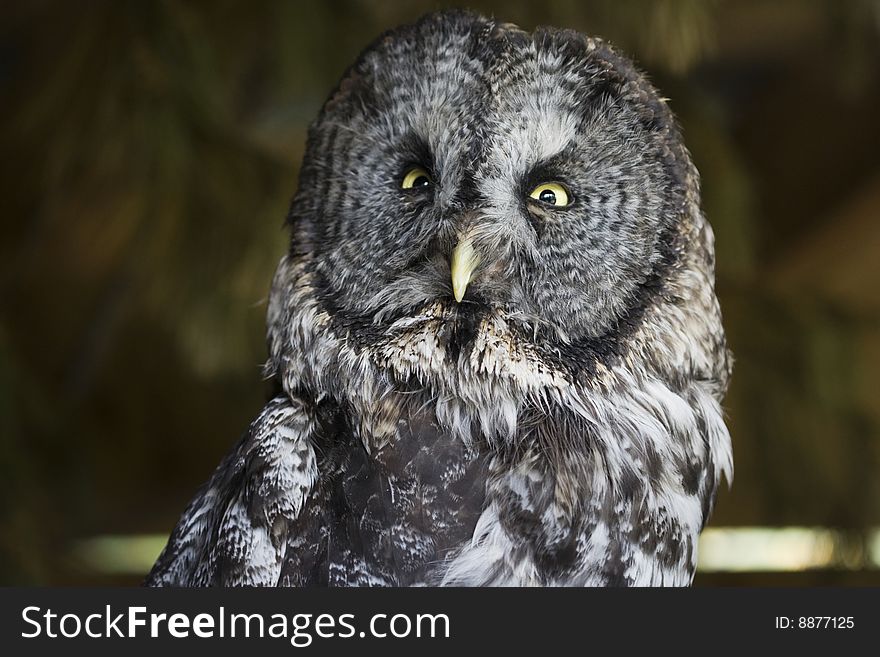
[297,366,731,585]
[267,254,732,584]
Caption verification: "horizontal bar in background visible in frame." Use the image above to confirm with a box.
[70,526,880,576]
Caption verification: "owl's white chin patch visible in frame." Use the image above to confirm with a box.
[369,307,578,444]
[383,300,449,331]
[377,303,569,388]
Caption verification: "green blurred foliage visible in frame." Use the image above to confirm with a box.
[1,0,879,584]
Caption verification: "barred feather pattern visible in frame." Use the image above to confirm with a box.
[147,398,319,586]
[146,10,732,587]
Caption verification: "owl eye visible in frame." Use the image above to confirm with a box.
[401,167,433,190]
[529,182,571,207]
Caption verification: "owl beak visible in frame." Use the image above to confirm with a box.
[450,236,479,303]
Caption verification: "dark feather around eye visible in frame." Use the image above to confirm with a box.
[520,155,577,204]
[397,132,435,176]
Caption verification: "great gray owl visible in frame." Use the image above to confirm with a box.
[146,10,732,587]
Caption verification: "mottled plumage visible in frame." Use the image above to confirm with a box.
[147,10,732,587]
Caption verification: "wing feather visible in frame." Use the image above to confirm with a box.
[145,396,318,586]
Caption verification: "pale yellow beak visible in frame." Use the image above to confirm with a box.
[450,236,479,303]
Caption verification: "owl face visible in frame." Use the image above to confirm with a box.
[290,11,691,350]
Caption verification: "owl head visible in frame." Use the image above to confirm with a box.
[271,10,728,415]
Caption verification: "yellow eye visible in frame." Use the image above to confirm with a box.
[529,182,570,207]
[401,167,432,189]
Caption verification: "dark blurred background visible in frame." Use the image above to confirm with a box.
[2,0,879,586]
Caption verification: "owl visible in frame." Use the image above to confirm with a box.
[146,10,732,587]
